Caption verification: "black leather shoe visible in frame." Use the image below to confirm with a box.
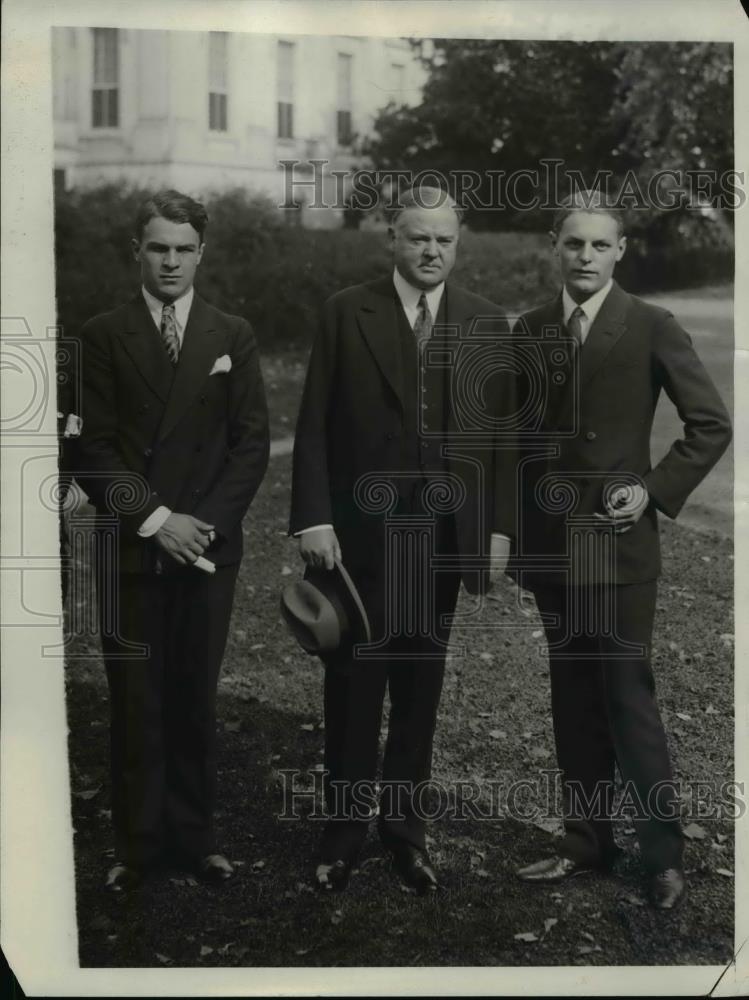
[104,861,141,894]
[314,858,353,892]
[195,853,234,884]
[649,868,685,910]
[390,844,439,894]
[516,855,595,884]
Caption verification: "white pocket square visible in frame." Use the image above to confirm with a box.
[210,354,232,375]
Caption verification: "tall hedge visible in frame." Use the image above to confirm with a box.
[54,185,732,349]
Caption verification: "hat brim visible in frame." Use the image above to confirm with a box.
[303,559,371,649]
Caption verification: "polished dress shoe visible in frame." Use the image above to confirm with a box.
[649,868,685,909]
[195,853,234,883]
[516,855,595,884]
[389,844,439,894]
[314,858,352,892]
[104,861,141,894]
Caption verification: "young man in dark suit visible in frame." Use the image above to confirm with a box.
[513,191,731,908]
[75,190,269,892]
[290,187,515,893]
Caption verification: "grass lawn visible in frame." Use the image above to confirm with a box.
[65,459,734,968]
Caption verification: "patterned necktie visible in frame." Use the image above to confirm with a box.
[160,303,180,365]
[413,292,433,348]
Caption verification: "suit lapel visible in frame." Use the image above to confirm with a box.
[356,277,404,410]
[579,281,629,387]
[157,294,220,443]
[116,294,174,402]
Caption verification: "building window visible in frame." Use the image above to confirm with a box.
[277,41,294,140]
[208,32,228,132]
[336,53,353,146]
[91,27,119,128]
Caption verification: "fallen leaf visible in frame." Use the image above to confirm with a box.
[295,948,310,956]
[531,630,543,639]
[705,705,718,715]
[331,910,343,925]
[543,918,558,934]
[200,945,213,957]
[477,712,491,718]
[683,822,708,840]
[224,721,241,732]
[250,643,265,651]
[281,566,293,576]
[675,712,692,722]
[715,868,734,878]
[475,868,491,878]
[581,931,595,942]
[156,953,173,965]
[488,730,506,740]
[513,931,539,943]
[479,652,493,662]
[74,786,102,801]
[251,859,266,871]
[716,832,728,844]
[300,723,315,732]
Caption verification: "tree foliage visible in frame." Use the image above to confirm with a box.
[366,40,734,234]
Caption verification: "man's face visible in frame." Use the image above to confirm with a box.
[389,203,460,290]
[552,211,626,302]
[132,215,204,302]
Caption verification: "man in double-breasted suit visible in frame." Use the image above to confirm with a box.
[75,190,269,892]
[513,192,731,908]
[290,188,515,893]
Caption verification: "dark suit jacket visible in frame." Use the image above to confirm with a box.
[75,291,269,573]
[289,275,516,595]
[515,281,731,587]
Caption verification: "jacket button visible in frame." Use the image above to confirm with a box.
[385,431,396,441]
[585,431,596,441]
[144,447,153,457]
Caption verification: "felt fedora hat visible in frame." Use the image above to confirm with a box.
[280,560,371,658]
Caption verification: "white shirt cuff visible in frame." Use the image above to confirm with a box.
[138,505,172,537]
[491,533,510,542]
[295,524,333,536]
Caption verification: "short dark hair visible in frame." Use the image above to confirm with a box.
[134,190,209,241]
[551,189,625,237]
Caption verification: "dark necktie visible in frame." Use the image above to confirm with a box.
[567,305,585,347]
[160,303,180,365]
[413,292,433,348]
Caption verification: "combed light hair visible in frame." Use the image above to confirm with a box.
[551,189,625,237]
[386,186,464,227]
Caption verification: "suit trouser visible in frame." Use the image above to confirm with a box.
[319,507,461,862]
[99,562,238,868]
[532,581,684,873]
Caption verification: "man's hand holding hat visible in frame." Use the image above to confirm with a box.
[298,526,342,571]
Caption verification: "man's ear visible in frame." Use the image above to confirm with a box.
[131,237,141,262]
[197,242,205,265]
[616,236,627,262]
[548,230,559,253]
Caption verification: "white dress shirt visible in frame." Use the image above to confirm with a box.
[561,278,613,345]
[137,285,195,538]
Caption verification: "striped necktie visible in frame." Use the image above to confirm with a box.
[413,292,433,347]
[160,303,180,365]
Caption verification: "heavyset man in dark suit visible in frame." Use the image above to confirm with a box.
[513,192,731,908]
[75,190,269,892]
[290,188,515,892]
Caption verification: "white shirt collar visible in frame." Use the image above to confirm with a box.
[562,279,613,330]
[392,268,445,326]
[142,285,194,342]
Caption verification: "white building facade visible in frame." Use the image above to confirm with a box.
[52,27,426,225]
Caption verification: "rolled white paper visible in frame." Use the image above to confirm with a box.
[193,555,216,574]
